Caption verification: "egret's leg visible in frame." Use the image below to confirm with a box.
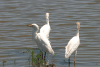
[42,52,44,60]
[74,50,77,62]
[46,52,49,65]
[68,57,70,64]
[74,61,75,67]
[47,52,49,61]
[68,60,70,67]
[42,52,45,65]
[44,52,46,61]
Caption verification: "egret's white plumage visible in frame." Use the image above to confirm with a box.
[40,13,51,39]
[65,22,80,60]
[31,23,54,56]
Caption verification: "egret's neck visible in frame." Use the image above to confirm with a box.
[76,24,80,36]
[32,29,37,34]
[32,29,38,40]
[76,30,79,36]
[46,17,49,25]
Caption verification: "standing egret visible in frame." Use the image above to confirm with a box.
[40,13,51,39]
[65,22,80,63]
[28,23,54,61]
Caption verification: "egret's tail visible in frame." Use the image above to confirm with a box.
[65,52,71,58]
[48,47,54,56]
[65,46,72,58]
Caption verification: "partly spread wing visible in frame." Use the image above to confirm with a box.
[65,36,80,58]
[36,33,54,55]
[40,24,51,39]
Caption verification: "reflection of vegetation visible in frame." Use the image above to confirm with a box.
[27,49,56,67]
[3,60,7,67]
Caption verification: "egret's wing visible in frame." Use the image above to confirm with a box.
[65,36,80,58]
[40,24,51,39]
[36,33,54,55]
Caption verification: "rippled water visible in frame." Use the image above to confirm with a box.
[0,0,100,67]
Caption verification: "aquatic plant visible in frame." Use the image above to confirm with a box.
[27,49,46,67]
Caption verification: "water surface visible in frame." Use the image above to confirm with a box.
[0,0,100,67]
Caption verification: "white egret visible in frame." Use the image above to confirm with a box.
[40,13,51,39]
[29,23,54,61]
[65,22,80,62]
